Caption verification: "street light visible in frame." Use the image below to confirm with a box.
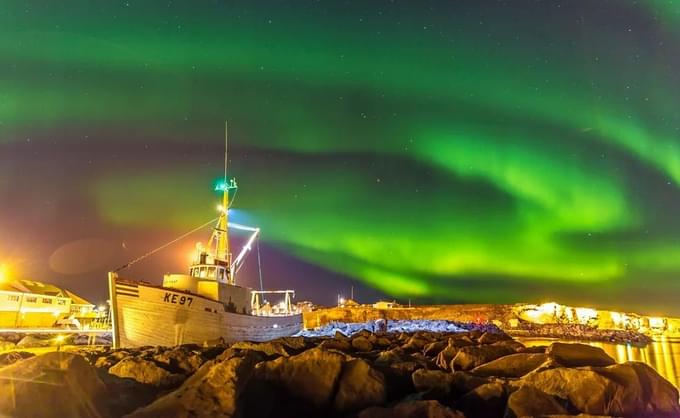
[54,335,66,352]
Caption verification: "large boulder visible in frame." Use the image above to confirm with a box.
[435,339,459,370]
[492,339,525,352]
[470,353,547,378]
[450,371,492,397]
[0,351,35,367]
[389,360,425,377]
[545,342,615,367]
[452,344,515,371]
[412,369,455,397]
[477,332,512,345]
[16,334,53,348]
[272,336,308,352]
[352,336,374,352]
[320,338,352,352]
[0,334,22,344]
[515,366,620,415]
[109,357,184,387]
[96,349,133,369]
[456,381,508,418]
[230,341,291,357]
[374,347,405,366]
[0,340,16,352]
[374,336,392,348]
[358,400,465,418]
[528,415,615,418]
[125,350,262,418]
[423,340,447,357]
[518,345,548,354]
[455,333,478,346]
[402,335,431,352]
[254,347,347,408]
[0,352,108,418]
[593,361,680,417]
[95,354,120,369]
[504,386,568,418]
[355,329,376,342]
[333,358,386,412]
[153,347,205,374]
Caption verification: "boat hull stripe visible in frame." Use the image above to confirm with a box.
[116,290,139,297]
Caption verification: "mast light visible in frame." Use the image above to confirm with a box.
[215,178,238,192]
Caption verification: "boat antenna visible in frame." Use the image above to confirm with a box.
[224,120,229,189]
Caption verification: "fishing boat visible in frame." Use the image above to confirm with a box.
[107,124,302,348]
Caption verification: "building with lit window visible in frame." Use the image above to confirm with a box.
[0,279,95,328]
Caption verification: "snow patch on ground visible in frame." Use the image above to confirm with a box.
[297,319,468,337]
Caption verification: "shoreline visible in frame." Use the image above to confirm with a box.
[505,325,652,346]
[1,324,678,418]
[0,320,654,351]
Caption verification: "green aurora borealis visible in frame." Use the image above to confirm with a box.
[1,1,680,313]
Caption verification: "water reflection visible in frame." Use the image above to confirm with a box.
[518,337,680,389]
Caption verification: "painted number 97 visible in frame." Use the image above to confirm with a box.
[163,292,194,307]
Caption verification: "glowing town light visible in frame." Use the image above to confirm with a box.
[54,335,66,344]
[524,309,541,320]
[649,317,666,328]
[0,264,8,283]
[537,302,559,316]
[575,307,598,324]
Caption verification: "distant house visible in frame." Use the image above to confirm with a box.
[373,300,397,310]
[342,298,360,307]
[0,279,95,328]
[296,301,316,313]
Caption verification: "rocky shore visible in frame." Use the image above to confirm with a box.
[506,323,653,345]
[0,324,678,418]
[0,332,112,351]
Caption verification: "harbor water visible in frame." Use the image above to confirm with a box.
[518,337,680,389]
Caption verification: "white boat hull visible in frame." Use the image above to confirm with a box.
[109,276,303,348]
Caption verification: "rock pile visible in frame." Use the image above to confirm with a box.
[0,329,677,418]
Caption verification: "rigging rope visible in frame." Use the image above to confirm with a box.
[113,217,219,273]
[228,187,238,208]
[256,238,264,292]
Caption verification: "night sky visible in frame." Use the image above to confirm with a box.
[1,1,679,315]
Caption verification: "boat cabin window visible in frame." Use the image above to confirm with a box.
[190,265,224,280]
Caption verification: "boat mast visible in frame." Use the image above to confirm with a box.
[207,121,236,283]
[218,120,230,262]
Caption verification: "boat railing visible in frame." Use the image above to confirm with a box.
[251,289,299,316]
